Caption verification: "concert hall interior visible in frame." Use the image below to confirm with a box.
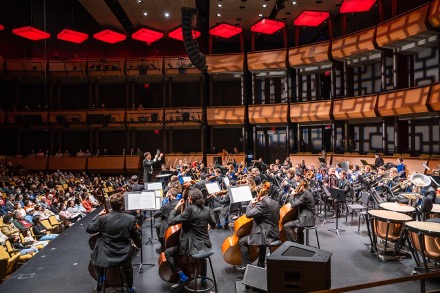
[1,0,440,292]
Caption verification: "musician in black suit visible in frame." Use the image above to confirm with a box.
[236,184,280,271]
[164,188,216,290]
[142,151,163,183]
[86,193,141,293]
[130,175,144,191]
[282,179,315,244]
[153,188,179,253]
[374,153,385,168]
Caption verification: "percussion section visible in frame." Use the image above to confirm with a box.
[379,202,416,215]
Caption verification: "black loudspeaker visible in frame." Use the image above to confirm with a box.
[56,115,64,124]
[243,265,267,292]
[181,7,206,71]
[151,113,159,122]
[267,241,332,293]
[182,112,190,122]
[87,114,109,124]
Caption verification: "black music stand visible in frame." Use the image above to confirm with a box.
[133,218,155,273]
[328,188,347,235]
[318,181,334,226]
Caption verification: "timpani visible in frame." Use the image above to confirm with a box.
[428,204,440,219]
[404,221,440,272]
[367,210,413,258]
[379,202,416,215]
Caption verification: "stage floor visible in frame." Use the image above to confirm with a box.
[1,209,439,293]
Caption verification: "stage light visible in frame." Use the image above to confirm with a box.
[57,29,88,43]
[251,18,285,34]
[132,28,163,43]
[294,11,329,26]
[0,25,4,30]
[12,26,50,41]
[93,29,126,44]
[169,27,200,41]
[340,0,376,13]
[210,23,242,38]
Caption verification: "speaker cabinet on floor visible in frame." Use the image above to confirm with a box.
[267,241,332,293]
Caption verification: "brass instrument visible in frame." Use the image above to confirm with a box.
[409,173,431,187]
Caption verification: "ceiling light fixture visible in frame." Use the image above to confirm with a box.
[136,0,142,3]
[132,28,163,43]
[263,4,267,8]
[12,26,50,41]
[94,29,126,44]
[294,11,329,26]
[258,13,263,17]
[251,18,285,34]
[340,0,376,13]
[0,25,4,30]
[210,23,242,38]
[292,1,297,4]
[143,12,148,16]
[164,12,170,18]
[217,4,222,8]
[57,29,88,43]
[217,13,221,17]
[169,27,201,41]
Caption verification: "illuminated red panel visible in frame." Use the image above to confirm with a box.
[209,23,242,39]
[57,29,88,43]
[169,27,200,41]
[294,11,330,27]
[0,25,4,30]
[132,28,163,43]
[12,26,50,41]
[93,29,126,44]
[251,18,285,35]
[340,0,376,13]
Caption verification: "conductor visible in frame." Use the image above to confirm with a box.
[143,151,164,183]
[86,193,141,293]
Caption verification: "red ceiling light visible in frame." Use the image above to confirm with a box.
[0,25,4,30]
[57,29,88,44]
[12,26,50,41]
[340,0,376,13]
[251,18,285,35]
[132,28,163,43]
[169,27,200,41]
[209,23,242,39]
[294,11,330,27]
[93,29,126,44]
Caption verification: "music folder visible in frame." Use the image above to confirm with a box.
[205,182,221,194]
[329,187,346,202]
[125,191,161,210]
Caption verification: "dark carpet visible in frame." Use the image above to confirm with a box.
[1,209,439,293]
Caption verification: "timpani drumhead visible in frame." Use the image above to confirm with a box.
[368,209,413,222]
[379,202,416,213]
[368,210,412,242]
[431,204,440,213]
[405,221,440,261]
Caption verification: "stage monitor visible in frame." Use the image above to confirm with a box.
[267,241,332,293]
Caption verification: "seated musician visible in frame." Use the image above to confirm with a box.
[282,179,315,244]
[374,166,389,197]
[235,184,280,272]
[86,193,141,293]
[212,180,233,229]
[334,171,350,216]
[164,188,216,291]
[374,153,384,168]
[153,188,179,254]
[164,175,182,194]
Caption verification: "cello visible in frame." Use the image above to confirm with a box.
[158,181,200,283]
[221,182,271,265]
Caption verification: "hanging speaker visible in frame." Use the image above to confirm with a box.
[181,7,206,72]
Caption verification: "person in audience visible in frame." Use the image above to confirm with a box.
[32,216,58,241]
[11,210,33,232]
[81,194,94,213]
[84,149,92,157]
[0,198,8,215]
[76,149,85,157]
[10,234,38,255]
[63,150,71,157]
[55,150,63,158]
[23,229,49,247]
[1,214,20,238]
[37,149,45,157]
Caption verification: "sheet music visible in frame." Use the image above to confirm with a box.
[154,189,163,198]
[230,185,253,203]
[205,182,220,194]
[155,197,162,210]
[223,177,230,187]
[146,182,162,190]
[125,191,157,210]
[182,176,192,183]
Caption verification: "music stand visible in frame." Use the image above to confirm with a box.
[328,188,347,235]
[318,181,334,226]
[318,157,327,167]
[125,191,160,273]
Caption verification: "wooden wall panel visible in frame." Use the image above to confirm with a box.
[248,104,288,124]
[7,111,48,124]
[126,109,163,127]
[164,107,202,126]
[288,41,330,67]
[290,101,331,122]
[206,54,244,74]
[88,156,125,173]
[429,83,440,111]
[206,106,245,125]
[49,110,87,124]
[333,95,378,120]
[332,27,376,60]
[126,156,142,173]
[6,156,47,171]
[289,154,322,168]
[48,157,87,171]
[377,86,430,116]
[426,159,440,174]
[48,60,87,77]
[376,4,430,48]
[247,49,287,72]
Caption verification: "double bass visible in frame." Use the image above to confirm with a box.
[221,182,271,265]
